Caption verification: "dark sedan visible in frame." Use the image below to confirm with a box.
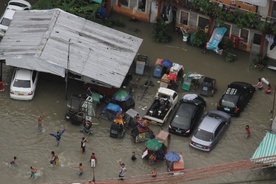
[168,94,206,136]
[217,82,255,117]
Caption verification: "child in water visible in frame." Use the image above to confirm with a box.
[245,125,250,138]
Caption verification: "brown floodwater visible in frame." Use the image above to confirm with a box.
[1,2,276,184]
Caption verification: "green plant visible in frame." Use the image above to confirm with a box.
[191,0,210,13]
[152,18,172,43]
[194,28,208,47]
[257,20,270,34]
[225,53,236,62]
[271,24,276,35]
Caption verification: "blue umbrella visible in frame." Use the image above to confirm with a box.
[165,152,180,162]
[162,60,172,68]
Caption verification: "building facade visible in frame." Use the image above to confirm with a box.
[110,0,276,60]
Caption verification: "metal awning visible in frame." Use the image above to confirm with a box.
[0,9,143,88]
[250,132,276,166]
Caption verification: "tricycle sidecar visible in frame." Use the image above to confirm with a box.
[100,103,122,121]
[110,122,125,138]
[65,94,86,125]
[200,77,217,97]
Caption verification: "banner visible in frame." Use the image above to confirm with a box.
[206,27,227,52]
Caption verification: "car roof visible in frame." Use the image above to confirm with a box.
[229,81,252,89]
[178,101,197,115]
[198,115,221,133]
[225,82,251,96]
[15,68,32,80]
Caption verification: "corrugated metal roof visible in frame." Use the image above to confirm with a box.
[250,132,276,166]
[0,9,143,88]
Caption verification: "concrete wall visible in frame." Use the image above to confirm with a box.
[258,0,270,17]
[175,7,262,53]
[112,0,151,21]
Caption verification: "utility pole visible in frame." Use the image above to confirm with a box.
[270,85,276,129]
[0,60,4,91]
[65,39,71,100]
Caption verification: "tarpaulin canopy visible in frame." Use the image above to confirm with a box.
[250,132,276,166]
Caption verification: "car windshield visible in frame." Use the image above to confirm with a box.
[194,128,214,142]
[0,18,11,26]
[221,94,239,108]
[172,115,191,129]
[13,79,30,88]
[172,103,195,128]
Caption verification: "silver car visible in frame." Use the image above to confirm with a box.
[189,110,231,152]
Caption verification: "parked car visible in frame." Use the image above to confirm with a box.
[189,110,231,152]
[168,94,206,136]
[10,68,39,100]
[217,82,255,117]
[0,0,31,36]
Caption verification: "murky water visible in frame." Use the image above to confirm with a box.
[1,2,276,183]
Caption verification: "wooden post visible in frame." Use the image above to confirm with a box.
[0,61,4,91]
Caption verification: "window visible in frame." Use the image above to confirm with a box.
[272,2,276,18]
[239,29,249,42]
[197,16,209,29]
[214,123,224,137]
[221,23,231,38]
[118,0,128,7]
[253,33,261,45]
[180,11,189,25]
[138,0,146,12]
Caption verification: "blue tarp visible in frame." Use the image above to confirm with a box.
[162,60,172,67]
[250,132,276,166]
[206,27,227,52]
[102,103,122,115]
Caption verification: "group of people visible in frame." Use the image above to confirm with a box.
[31,115,97,179]
[253,78,271,94]
[247,77,272,139]
[17,112,158,181]
[130,151,157,178]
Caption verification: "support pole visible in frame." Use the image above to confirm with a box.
[0,61,4,91]
[65,39,71,100]
[270,85,276,128]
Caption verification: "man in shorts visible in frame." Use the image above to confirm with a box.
[118,159,126,180]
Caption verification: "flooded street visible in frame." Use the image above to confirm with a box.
[1,4,276,183]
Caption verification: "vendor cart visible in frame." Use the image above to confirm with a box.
[182,72,192,91]
[182,72,204,91]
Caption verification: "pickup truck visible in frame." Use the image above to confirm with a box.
[143,87,178,126]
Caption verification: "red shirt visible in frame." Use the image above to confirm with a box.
[246,128,250,135]
[91,155,97,160]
